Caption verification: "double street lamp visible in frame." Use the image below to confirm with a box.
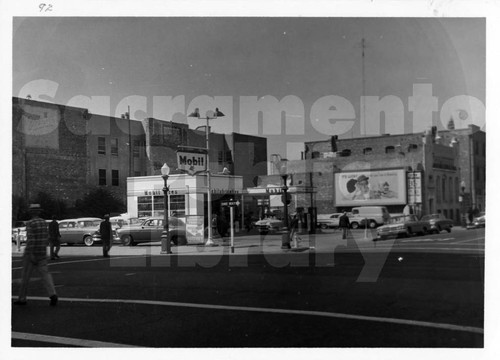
[160,163,172,254]
[188,107,225,246]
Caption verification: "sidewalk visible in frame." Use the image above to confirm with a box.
[12,227,471,258]
[11,232,329,257]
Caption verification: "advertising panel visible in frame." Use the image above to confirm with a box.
[176,150,207,175]
[185,215,205,244]
[335,169,407,206]
[407,171,422,204]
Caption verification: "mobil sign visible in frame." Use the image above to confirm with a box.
[176,149,207,175]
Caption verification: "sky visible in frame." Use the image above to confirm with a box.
[12,16,486,160]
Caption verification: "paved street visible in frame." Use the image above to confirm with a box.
[11,227,485,347]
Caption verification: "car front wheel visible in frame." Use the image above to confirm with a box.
[351,222,359,229]
[122,235,134,246]
[83,236,94,247]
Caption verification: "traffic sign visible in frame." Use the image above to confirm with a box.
[221,200,240,207]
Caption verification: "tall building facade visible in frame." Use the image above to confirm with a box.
[12,97,268,211]
[292,124,485,224]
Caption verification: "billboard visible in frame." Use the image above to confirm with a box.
[335,169,407,206]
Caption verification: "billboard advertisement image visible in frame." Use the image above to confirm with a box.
[335,169,407,206]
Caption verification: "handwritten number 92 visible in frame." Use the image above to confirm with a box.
[39,3,53,12]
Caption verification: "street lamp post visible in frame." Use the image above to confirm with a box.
[160,163,172,254]
[188,107,225,246]
[277,160,291,249]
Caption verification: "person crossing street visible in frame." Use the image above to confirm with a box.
[339,211,351,240]
[14,204,58,306]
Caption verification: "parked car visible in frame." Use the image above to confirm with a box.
[91,227,121,245]
[316,213,343,229]
[12,220,53,245]
[376,214,429,240]
[254,213,287,235]
[467,212,485,229]
[420,214,453,234]
[116,216,188,246]
[58,218,104,246]
[12,221,28,244]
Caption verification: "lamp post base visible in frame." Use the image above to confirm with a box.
[205,237,218,246]
[281,231,291,249]
[160,232,171,254]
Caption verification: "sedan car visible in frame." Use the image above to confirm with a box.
[467,212,485,229]
[254,216,286,235]
[58,218,104,246]
[117,216,188,246]
[12,221,28,245]
[316,213,343,229]
[420,213,453,234]
[376,214,429,240]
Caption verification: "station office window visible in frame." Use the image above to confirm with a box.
[111,138,118,156]
[385,146,395,154]
[363,147,372,155]
[112,170,119,186]
[98,137,106,155]
[98,169,106,185]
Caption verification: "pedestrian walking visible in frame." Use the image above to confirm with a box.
[14,204,58,306]
[99,214,112,257]
[339,211,351,240]
[48,215,61,260]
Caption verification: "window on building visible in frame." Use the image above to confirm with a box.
[339,149,351,157]
[112,170,119,186]
[407,144,418,152]
[133,140,140,157]
[98,137,106,155]
[311,151,320,159]
[137,196,153,218]
[442,177,446,201]
[436,176,441,203]
[225,151,233,163]
[170,195,186,217]
[449,178,454,203]
[111,138,118,156]
[152,195,185,217]
[218,151,224,164]
[153,122,161,135]
[363,147,372,155]
[98,169,106,185]
[385,146,395,154]
[162,124,172,136]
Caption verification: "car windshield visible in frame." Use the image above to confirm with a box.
[78,220,101,227]
[421,215,437,221]
[389,216,405,224]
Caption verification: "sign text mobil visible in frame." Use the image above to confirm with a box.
[177,150,207,174]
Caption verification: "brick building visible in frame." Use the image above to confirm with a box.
[12,97,267,215]
[255,124,485,225]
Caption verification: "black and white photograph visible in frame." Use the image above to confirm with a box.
[2,0,498,358]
